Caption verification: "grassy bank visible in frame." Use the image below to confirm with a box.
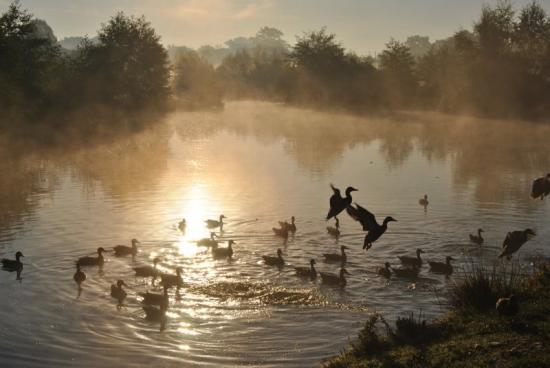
[323,263,550,368]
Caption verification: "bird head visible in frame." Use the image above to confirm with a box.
[132,238,140,246]
[385,262,391,269]
[117,280,127,288]
[446,256,455,263]
[15,251,24,259]
[478,228,484,233]
[525,228,536,237]
[98,247,106,254]
[341,245,348,252]
[310,259,316,265]
[291,216,295,223]
[220,214,226,220]
[345,187,358,195]
[153,257,161,265]
[277,248,283,257]
[384,216,397,224]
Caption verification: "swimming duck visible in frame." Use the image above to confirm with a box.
[73,263,86,287]
[262,249,284,267]
[496,294,519,316]
[531,173,550,200]
[160,267,185,289]
[178,218,186,231]
[279,216,296,232]
[320,268,349,286]
[390,265,420,278]
[419,194,429,207]
[499,229,536,260]
[272,226,289,239]
[77,247,106,267]
[139,284,170,309]
[398,249,424,268]
[326,217,340,237]
[376,262,391,278]
[295,259,317,279]
[212,240,235,258]
[133,257,161,283]
[428,256,454,274]
[197,232,219,247]
[346,203,396,250]
[113,239,140,257]
[469,229,484,245]
[327,184,358,220]
[323,245,348,263]
[110,280,128,303]
[143,304,167,322]
[205,215,225,229]
[1,251,24,272]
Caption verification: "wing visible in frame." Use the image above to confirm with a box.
[531,178,544,198]
[502,232,511,249]
[347,203,377,231]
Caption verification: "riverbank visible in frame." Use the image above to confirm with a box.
[322,262,550,368]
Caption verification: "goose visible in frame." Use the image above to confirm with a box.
[139,284,170,308]
[143,304,167,322]
[326,217,340,237]
[469,229,484,245]
[205,215,225,229]
[390,265,419,278]
[323,246,348,263]
[272,226,289,239]
[77,247,106,267]
[531,173,550,200]
[346,203,396,250]
[376,262,391,278]
[113,239,140,257]
[110,280,128,302]
[295,259,317,279]
[212,240,235,258]
[262,249,284,267]
[496,295,519,316]
[320,268,349,286]
[178,218,186,231]
[160,267,185,289]
[419,194,429,207]
[428,256,454,274]
[398,249,424,268]
[73,263,86,287]
[197,232,219,247]
[278,216,296,232]
[499,229,536,260]
[133,257,161,283]
[327,185,358,220]
[1,251,24,272]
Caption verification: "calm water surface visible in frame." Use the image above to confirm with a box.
[1,102,549,367]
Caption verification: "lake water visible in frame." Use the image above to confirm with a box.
[1,101,549,367]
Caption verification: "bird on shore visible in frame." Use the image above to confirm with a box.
[197,232,219,247]
[113,238,140,257]
[499,229,536,260]
[323,245,348,263]
[327,184,358,220]
[496,295,519,316]
[346,203,396,250]
[272,226,289,239]
[279,216,296,232]
[110,280,128,303]
[295,259,317,279]
[262,248,284,267]
[212,240,235,258]
[326,217,340,237]
[133,257,161,284]
[178,219,186,231]
[419,194,429,207]
[398,249,424,268]
[428,256,454,274]
[205,215,225,229]
[139,284,170,309]
[77,247,106,267]
[73,263,86,288]
[1,251,24,272]
[320,268,350,286]
[531,173,550,200]
[160,267,185,289]
[376,262,391,278]
[469,229,484,245]
[390,265,420,278]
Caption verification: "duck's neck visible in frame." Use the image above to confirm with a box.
[345,189,353,199]
[310,263,316,272]
[16,255,22,262]
[416,252,422,260]
[478,230,482,237]
[341,248,346,256]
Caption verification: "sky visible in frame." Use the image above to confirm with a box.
[2,0,549,54]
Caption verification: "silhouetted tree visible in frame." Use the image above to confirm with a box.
[379,40,417,107]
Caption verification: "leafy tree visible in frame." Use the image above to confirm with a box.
[379,40,417,107]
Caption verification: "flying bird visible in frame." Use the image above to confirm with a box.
[346,203,396,250]
[499,229,536,260]
[326,184,357,220]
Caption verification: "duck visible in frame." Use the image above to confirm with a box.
[419,194,429,207]
[197,232,219,247]
[262,248,284,267]
[160,267,185,289]
[320,268,349,286]
[113,238,140,257]
[295,259,317,279]
[278,216,296,232]
[390,265,420,278]
[110,280,128,303]
[272,226,289,239]
[1,251,24,272]
[531,173,550,200]
[327,184,358,220]
[499,229,536,260]
[133,257,161,283]
[139,284,170,309]
[496,294,519,316]
[326,217,340,237]
[205,215,226,229]
[376,262,391,278]
[469,229,484,245]
[77,247,106,267]
[73,263,86,287]
[398,249,424,268]
[323,245,348,263]
[346,203,396,250]
[143,304,167,322]
[212,240,235,258]
[428,256,454,274]
[178,218,186,231]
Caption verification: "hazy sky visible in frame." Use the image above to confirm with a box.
[2,0,549,54]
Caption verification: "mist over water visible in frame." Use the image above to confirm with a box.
[1,102,549,367]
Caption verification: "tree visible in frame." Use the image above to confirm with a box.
[379,40,417,107]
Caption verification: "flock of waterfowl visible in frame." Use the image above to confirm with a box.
[1,173,548,324]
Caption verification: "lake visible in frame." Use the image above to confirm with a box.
[1,101,549,367]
